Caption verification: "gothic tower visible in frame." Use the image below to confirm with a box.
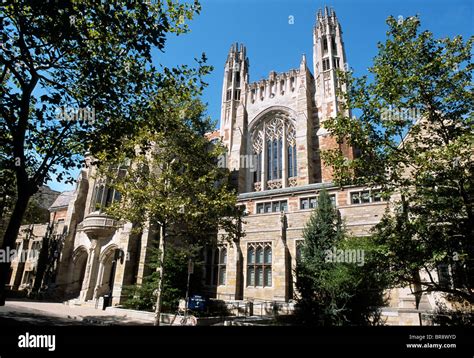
[313,7,354,182]
[219,43,249,162]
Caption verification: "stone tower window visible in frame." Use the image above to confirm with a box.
[331,35,337,55]
[235,71,241,87]
[251,111,296,191]
[323,58,330,71]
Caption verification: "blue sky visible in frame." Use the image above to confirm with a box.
[49,0,473,192]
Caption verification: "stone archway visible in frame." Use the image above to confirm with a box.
[94,245,119,300]
[71,246,88,298]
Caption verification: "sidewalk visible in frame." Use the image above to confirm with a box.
[0,300,153,325]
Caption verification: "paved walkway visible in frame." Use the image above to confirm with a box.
[0,300,153,326]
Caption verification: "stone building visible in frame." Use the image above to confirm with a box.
[205,7,437,323]
[208,7,384,301]
[49,7,441,324]
[7,191,72,292]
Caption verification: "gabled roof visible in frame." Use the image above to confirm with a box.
[49,190,74,211]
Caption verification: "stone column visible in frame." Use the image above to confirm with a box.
[80,237,101,302]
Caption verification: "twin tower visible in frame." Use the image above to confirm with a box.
[218,7,355,194]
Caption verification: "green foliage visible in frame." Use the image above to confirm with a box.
[322,16,474,305]
[95,61,238,316]
[1,0,203,190]
[0,0,209,301]
[123,245,203,313]
[296,190,388,326]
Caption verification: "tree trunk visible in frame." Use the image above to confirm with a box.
[154,223,165,326]
[0,190,31,305]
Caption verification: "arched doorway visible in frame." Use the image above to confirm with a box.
[95,245,121,303]
[71,247,88,298]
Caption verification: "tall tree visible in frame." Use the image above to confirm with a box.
[295,190,388,325]
[323,16,473,305]
[0,0,202,305]
[96,92,239,325]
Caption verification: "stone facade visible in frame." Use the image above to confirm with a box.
[42,6,443,324]
[53,164,154,306]
[209,7,439,324]
[212,7,378,301]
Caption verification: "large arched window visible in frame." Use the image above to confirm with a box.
[251,110,297,191]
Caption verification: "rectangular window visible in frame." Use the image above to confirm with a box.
[300,198,309,210]
[247,267,255,286]
[300,194,335,209]
[323,58,330,71]
[272,201,280,212]
[272,139,278,179]
[278,138,282,179]
[288,146,293,178]
[372,190,382,202]
[350,189,387,205]
[256,200,288,214]
[361,191,370,203]
[264,202,272,213]
[205,246,227,286]
[351,192,360,204]
[254,152,262,182]
[288,144,297,178]
[267,140,272,180]
[247,243,272,287]
[218,247,227,286]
